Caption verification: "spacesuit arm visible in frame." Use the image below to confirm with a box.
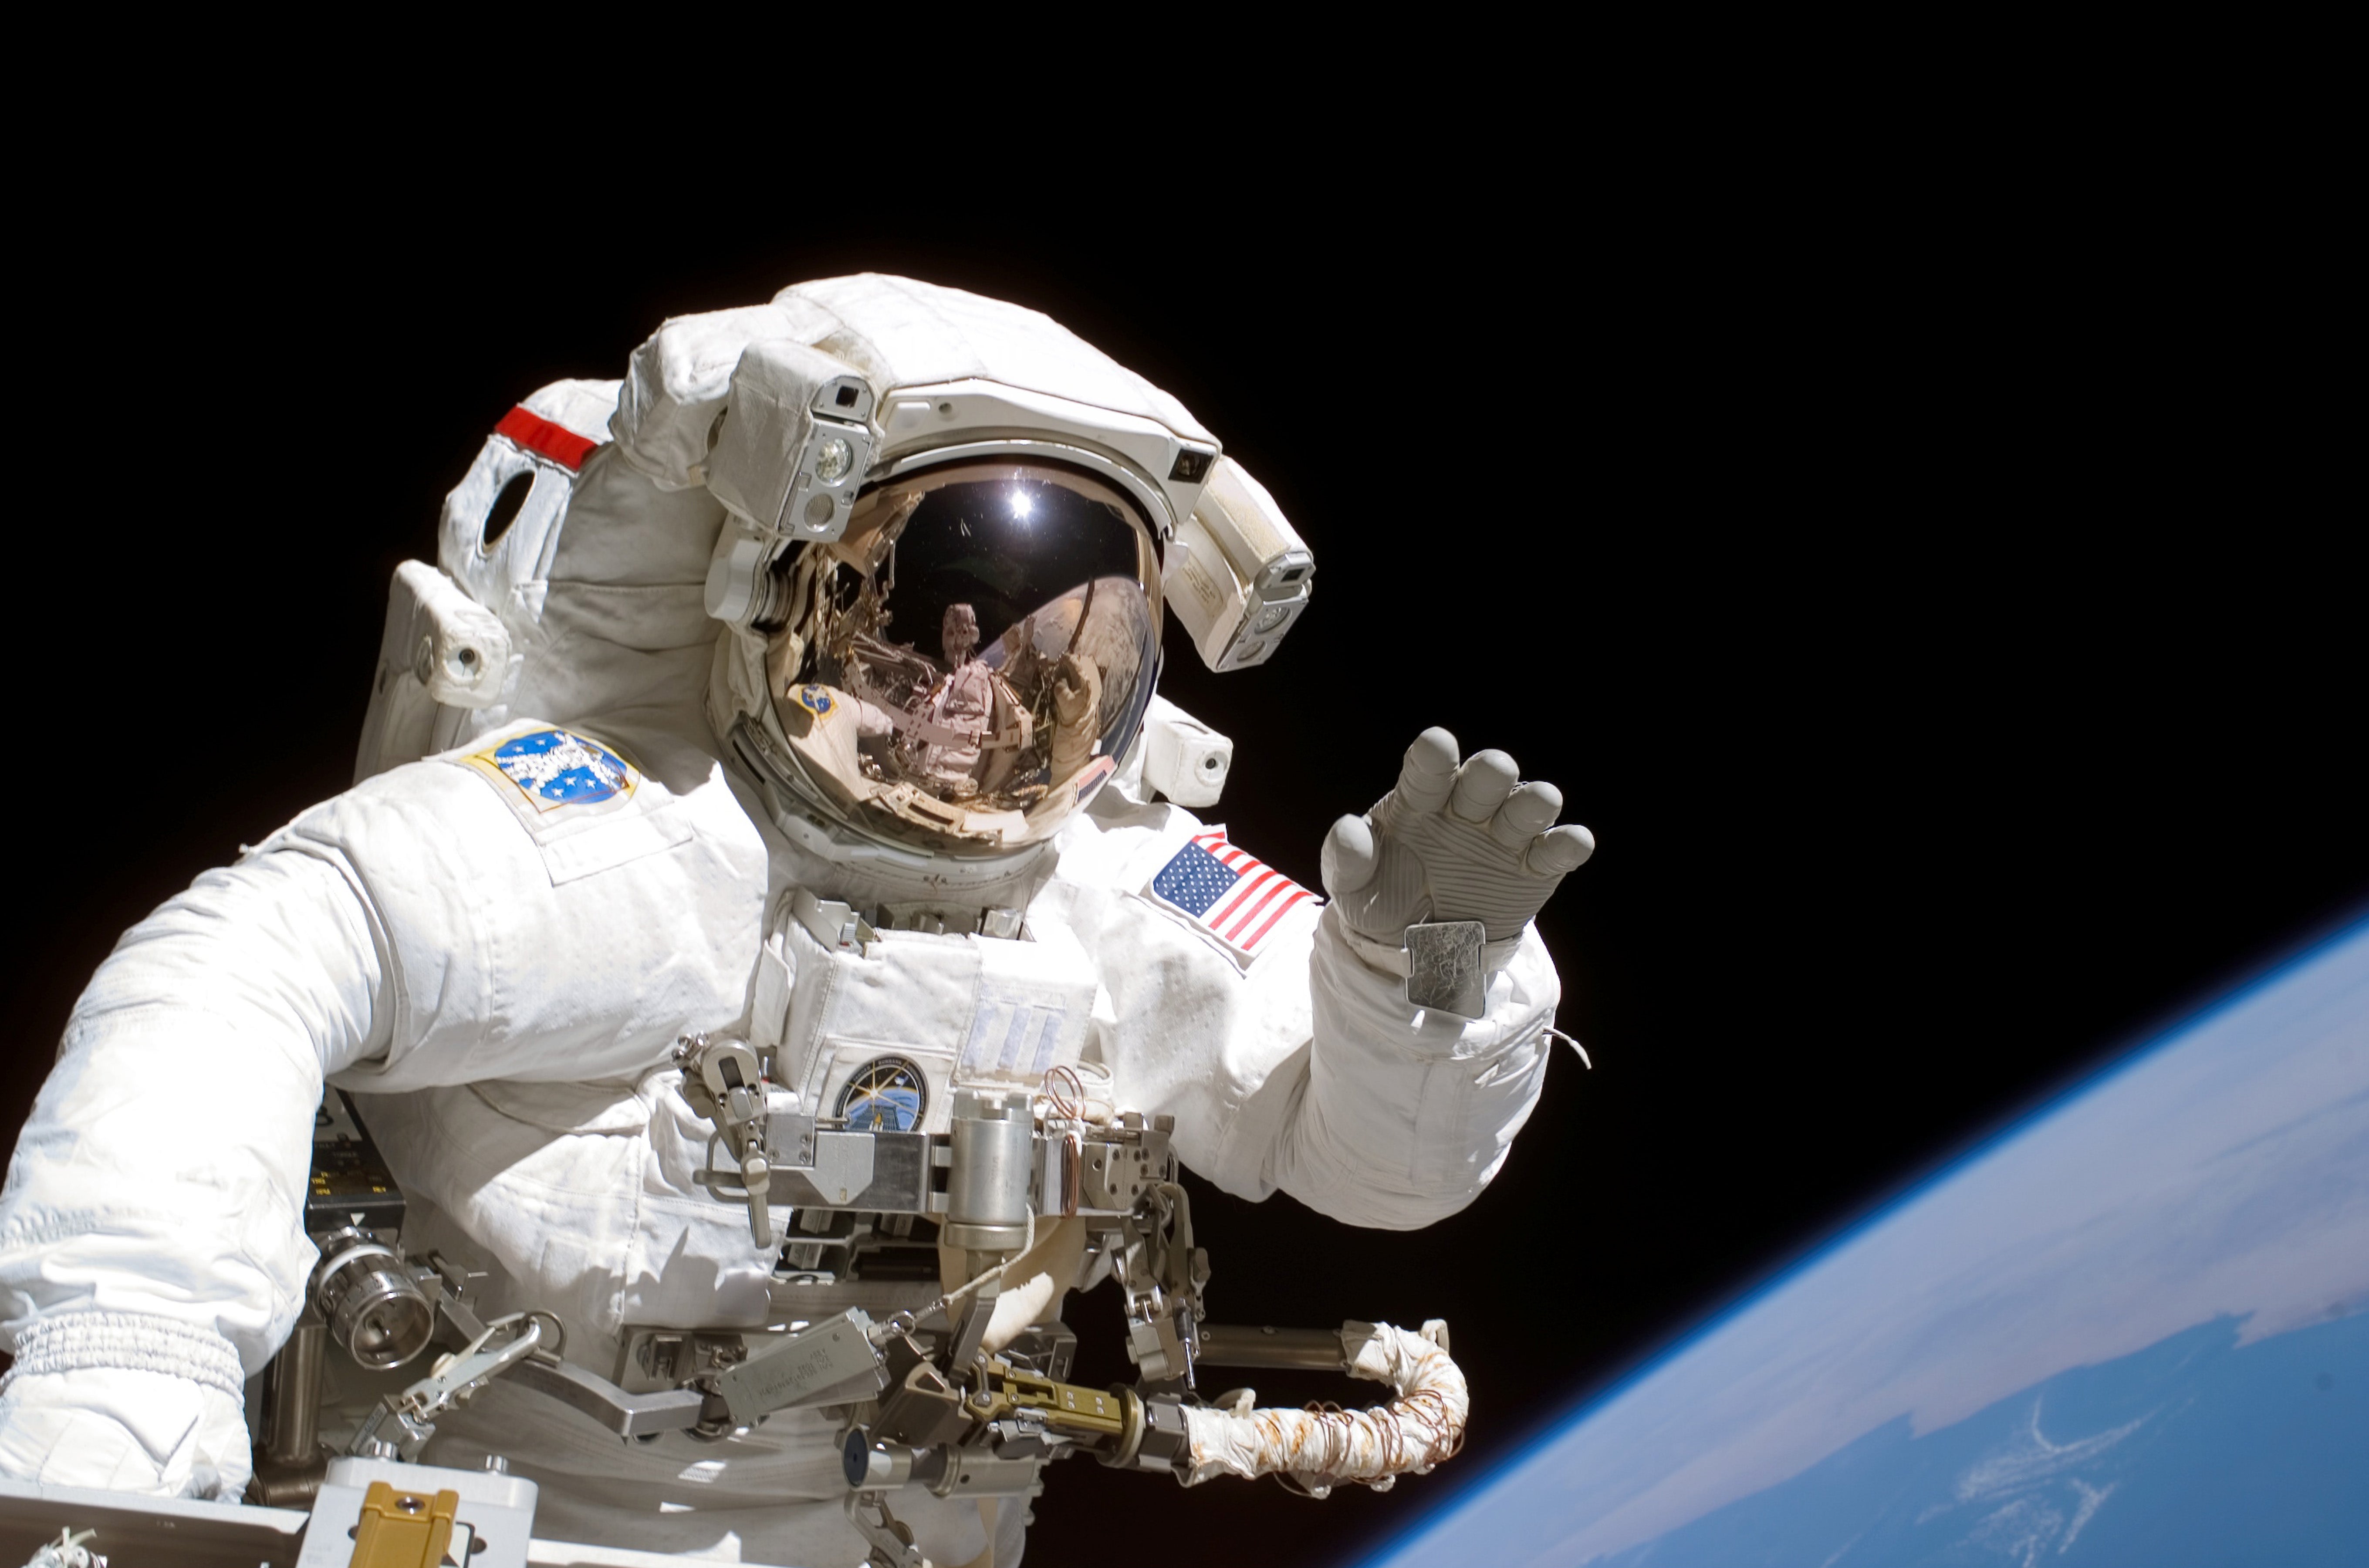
[0,842,390,1496]
[1061,805,1561,1232]
[1266,904,1560,1229]
[0,716,761,1495]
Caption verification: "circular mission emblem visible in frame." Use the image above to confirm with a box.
[836,1056,927,1132]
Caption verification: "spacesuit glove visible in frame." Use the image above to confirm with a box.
[1320,728,1593,962]
[0,1366,251,1498]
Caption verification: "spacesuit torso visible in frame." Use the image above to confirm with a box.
[0,277,1585,1568]
[296,702,1445,1557]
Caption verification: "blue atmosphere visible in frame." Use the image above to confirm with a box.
[1365,915,2369,1566]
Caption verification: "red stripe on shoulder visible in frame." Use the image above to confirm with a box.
[493,406,599,471]
[1219,871,1291,937]
[1242,888,1315,949]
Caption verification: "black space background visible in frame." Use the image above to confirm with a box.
[1,123,2357,1567]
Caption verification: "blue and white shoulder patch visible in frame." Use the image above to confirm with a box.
[462,727,638,812]
[439,722,695,885]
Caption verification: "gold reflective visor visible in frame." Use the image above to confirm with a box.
[760,461,1163,854]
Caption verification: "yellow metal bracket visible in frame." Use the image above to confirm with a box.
[349,1478,460,1567]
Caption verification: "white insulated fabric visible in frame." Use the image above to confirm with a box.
[438,378,629,633]
[0,282,1565,1547]
[610,278,1213,494]
[1,1313,245,1402]
[385,279,1222,794]
[369,376,727,787]
[1179,1322,1467,1490]
[0,1369,250,1499]
[779,275,1213,447]
[0,844,384,1369]
[768,911,1103,1119]
[430,457,727,758]
[0,703,1559,1532]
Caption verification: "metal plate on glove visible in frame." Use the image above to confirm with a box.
[1405,919,1487,1019]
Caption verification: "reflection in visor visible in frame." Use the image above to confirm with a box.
[763,462,1162,852]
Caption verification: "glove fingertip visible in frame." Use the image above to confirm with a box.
[1321,814,1379,896]
[1396,730,1460,813]
[1407,728,1460,777]
[1528,823,1595,875]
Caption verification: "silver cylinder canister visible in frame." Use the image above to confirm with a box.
[943,1091,1033,1255]
[308,1228,435,1369]
[263,1318,327,1469]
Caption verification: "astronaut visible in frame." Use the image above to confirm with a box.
[0,277,1591,1564]
[881,603,1017,796]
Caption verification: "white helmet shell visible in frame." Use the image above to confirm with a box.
[608,277,1222,865]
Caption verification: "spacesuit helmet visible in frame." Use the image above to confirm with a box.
[665,277,1311,863]
[750,455,1162,856]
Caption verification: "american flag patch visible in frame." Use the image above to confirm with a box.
[1145,829,1320,963]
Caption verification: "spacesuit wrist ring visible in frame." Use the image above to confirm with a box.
[0,1309,247,1403]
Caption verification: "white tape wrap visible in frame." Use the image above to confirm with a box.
[1179,1320,1467,1493]
[0,1312,247,1404]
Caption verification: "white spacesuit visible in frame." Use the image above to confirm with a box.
[0,277,1589,1565]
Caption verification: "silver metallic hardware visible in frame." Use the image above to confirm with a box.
[793,887,878,951]
[846,1489,930,1568]
[308,1228,434,1370]
[1166,455,1314,672]
[723,1122,930,1213]
[1195,1322,1356,1371]
[676,1034,778,1246]
[844,1429,919,1489]
[712,1308,888,1425]
[349,1311,548,1460]
[1404,918,1488,1018]
[789,416,872,541]
[1109,1173,1207,1386]
[814,436,854,483]
[946,1091,1034,1256]
[502,1356,713,1439]
[872,901,1030,939]
[703,341,878,549]
[263,1317,328,1470]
